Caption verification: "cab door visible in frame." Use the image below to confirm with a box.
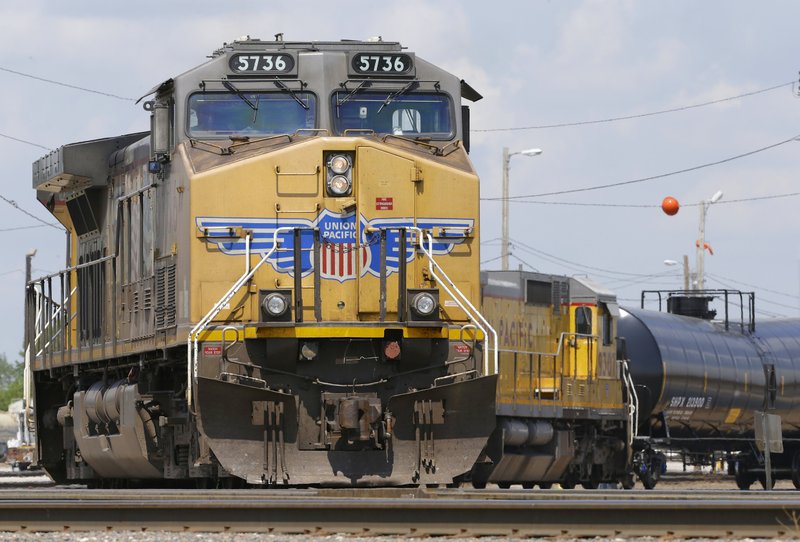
[355,146,417,318]
[569,305,595,379]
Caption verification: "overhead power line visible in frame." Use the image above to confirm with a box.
[0,195,63,231]
[474,80,795,132]
[482,135,799,201]
[0,132,52,151]
[0,224,48,232]
[483,191,800,208]
[0,66,134,101]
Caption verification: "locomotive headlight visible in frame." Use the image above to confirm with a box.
[411,292,437,316]
[328,154,351,175]
[263,293,289,317]
[325,151,354,197]
[328,175,352,196]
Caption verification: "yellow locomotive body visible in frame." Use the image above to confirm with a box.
[480,271,632,488]
[25,37,498,486]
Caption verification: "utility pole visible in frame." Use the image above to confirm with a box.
[695,190,723,290]
[501,147,542,270]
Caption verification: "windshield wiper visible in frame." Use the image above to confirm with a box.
[337,80,371,107]
[273,78,309,110]
[377,81,418,114]
[222,80,258,111]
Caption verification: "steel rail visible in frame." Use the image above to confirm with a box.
[0,488,799,536]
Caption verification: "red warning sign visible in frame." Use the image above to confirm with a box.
[376,197,393,210]
[203,345,223,356]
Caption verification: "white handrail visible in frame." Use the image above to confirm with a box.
[411,228,498,376]
[187,226,293,408]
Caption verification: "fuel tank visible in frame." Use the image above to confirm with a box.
[619,307,800,437]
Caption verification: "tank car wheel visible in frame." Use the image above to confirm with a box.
[758,474,775,490]
[640,471,659,490]
[521,482,535,489]
[538,482,553,489]
[621,473,636,490]
[497,482,511,489]
[734,461,754,490]
[471,480,487,489]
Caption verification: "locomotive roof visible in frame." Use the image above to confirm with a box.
[210,36,404,57]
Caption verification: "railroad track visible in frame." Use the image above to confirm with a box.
[0,487,799,537]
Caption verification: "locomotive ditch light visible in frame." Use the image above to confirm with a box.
[407,289,440,322]
[259,290,293,322]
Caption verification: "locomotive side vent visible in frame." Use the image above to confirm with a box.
[155,259,177,330]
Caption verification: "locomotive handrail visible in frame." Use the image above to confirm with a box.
[26,254,116,286]
[187,226,292,409]
[496,332,594,358]
[414,229,498,376]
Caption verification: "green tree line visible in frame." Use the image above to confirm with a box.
[0,353,22,411]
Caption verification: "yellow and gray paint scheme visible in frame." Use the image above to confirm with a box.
[25,37,498,486]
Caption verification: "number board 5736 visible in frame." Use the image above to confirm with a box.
[350,53,415,76]
[229,53,296,75]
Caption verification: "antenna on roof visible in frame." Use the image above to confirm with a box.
[275,33,284,42]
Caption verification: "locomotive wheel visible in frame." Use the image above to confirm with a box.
[792,452,800,489]
[560,477,577,489]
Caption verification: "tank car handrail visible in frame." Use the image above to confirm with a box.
[414,229,498,376]
[187,226,293,409]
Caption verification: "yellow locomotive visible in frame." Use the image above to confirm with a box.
[26,36,495,486]
[24,36,633,488]
[479,270,633,488]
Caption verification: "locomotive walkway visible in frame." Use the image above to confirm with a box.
[0,487,798,537]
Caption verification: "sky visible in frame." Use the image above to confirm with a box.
[0,1,799,360]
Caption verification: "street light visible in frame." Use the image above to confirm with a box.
[22,248,36,447]
[695,190,723,290]
[501,147,543,270]
[664,256,691,291]
[25,249,36,286]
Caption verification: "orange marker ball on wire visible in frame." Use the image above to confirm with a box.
[661,196,680,216]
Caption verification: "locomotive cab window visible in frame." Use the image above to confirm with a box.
[575,306,592,336]
[187,91,317,138]
[331,91,453,138]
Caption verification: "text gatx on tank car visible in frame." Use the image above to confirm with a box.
[25,36,501,487]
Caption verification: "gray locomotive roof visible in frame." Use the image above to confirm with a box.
[211,37,404,55]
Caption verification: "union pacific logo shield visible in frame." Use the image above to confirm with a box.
[195,210,472,283]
